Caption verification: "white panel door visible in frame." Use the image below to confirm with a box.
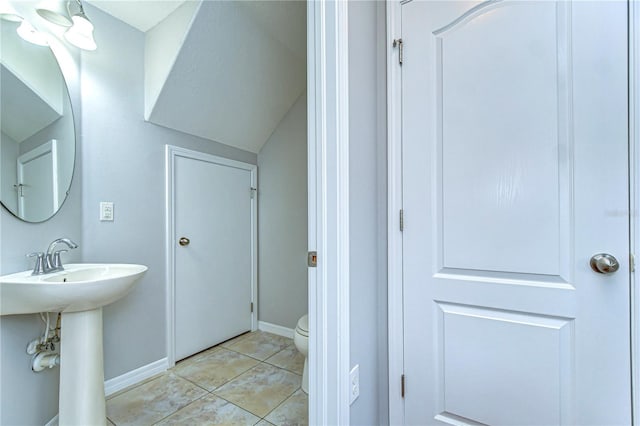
[174,154,253,361]
[401,1,630,425]
[17,140,58,222]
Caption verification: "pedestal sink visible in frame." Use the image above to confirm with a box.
[0,263,147,426]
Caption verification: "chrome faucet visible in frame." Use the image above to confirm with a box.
[28,238,79,275]
[45,238,78,273]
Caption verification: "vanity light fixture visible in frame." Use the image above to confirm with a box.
[36,0,73,27]
[1,1,48,47]
[64,0,96,51]
[35,0,97,50]
[0,0,22,22]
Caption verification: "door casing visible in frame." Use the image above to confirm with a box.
[162,1,353,420]
[386,0,640,423]
[165,145,258,367]
[630,0,640,420]
[307,1,352,424]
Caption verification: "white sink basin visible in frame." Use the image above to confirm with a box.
[0,263,147,425]
[0,263,147,315]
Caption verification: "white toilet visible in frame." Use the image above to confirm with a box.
[294,314,309,394]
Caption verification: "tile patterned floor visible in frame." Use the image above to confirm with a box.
[106,331,308,426]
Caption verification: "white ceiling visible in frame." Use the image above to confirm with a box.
[86,0,188,32]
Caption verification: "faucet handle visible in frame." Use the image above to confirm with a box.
[27,252,46,275]
[52,250,68,269]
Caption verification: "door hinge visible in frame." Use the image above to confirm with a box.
[393,38,403,65]
[401,374,405,398]
[13,183,26,197]
[250,187,257,199]
[400,209,404,232]
[631,253,636,273]
[251,302,254,313]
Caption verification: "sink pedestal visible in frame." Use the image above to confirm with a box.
[0,263,147,424]
[59,308,106,426]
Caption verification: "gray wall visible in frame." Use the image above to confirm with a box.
[0,45,81,426]
[349,2,388,425]
[257,92,308,329]
[81,4,256,381]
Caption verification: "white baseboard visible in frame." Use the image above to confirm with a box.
[258,321,295,339]
[104,357,169,396]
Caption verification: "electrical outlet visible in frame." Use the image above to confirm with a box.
[350,364,360,404]
[100,202,114,221]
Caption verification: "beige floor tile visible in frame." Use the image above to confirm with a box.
[107,373,165,400]
[213,363,300,417]
[173,348,260,391]
[255,420,276,426]
[108,419,116,426]
[265,389,308,426]
[225,331,292,361]
[154,394,261,425]
[106,373,207,426]
[265,345,305,375]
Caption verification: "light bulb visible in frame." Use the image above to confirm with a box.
[0,0,22,22]
[16,21,49,46]
[64,13,96,50]
[36,0,73,27]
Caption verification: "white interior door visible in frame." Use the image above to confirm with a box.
[17,140,58,221]
[401,1,630,425]
[173,152,255,361]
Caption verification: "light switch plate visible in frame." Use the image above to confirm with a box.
[100,202,114,221]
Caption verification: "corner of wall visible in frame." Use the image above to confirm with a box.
[144,0,202,122]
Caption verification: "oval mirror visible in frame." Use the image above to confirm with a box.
[0,20,76,223]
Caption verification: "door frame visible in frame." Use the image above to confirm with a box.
[164,145,258,367]
[630,1,640,422]
[386,1,640,423]
[160,1,352,419]
[386,1,404,423]
[307,0,351,424]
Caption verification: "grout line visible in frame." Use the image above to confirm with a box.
[111,333,305,425]
[221,344,288,363]
[172,373,212,393]
[260,384,303,421]
[174,358,262,394]
[211,362,265,395]
[106,373,164,400]
[208,392,266,421]
[150,393,210,426]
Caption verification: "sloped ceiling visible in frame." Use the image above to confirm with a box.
[0,21,63,142]
[145,1,306,153]
[88,0,187,32]
[1,65,62,143]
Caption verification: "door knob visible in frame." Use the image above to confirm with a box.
[179,237,190,246]
[590,253,619,274]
